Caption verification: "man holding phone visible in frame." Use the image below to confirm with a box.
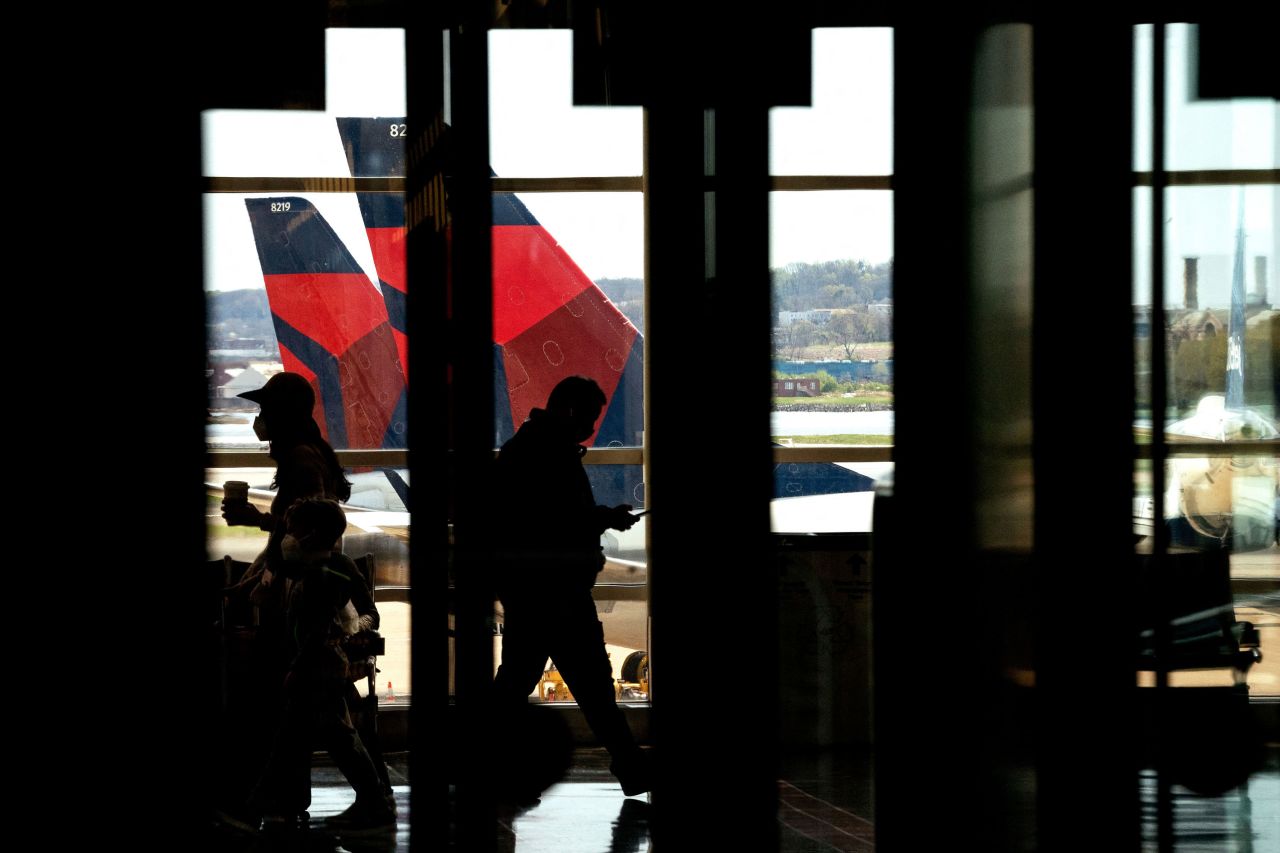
[486,375,652,801]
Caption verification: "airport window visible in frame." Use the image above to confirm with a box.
[481,26,897,703]
[204,28,413,705]
[768,28,895,535]
[486,29,647,704]
[1132,24,1279,697]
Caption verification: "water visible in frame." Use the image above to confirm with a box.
[770,409,894,437]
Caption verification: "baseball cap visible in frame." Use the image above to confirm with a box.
[237,371,316,414]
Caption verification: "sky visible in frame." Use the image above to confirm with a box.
[1131,25,1280,308]
[203,25,1276,310]
[203,27,895,294]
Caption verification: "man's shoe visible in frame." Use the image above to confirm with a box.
[610,751,652,797]
[324,801,364,825]
[212,806,261,834]
[496,788,542,810]
[325,801,397,834]
[619,775,649,797]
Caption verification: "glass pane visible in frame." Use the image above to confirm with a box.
[1157,185,1277,423]
[205,185,408,452]
[1168,25,1278,172]
[203,31,405,178]
[489,29,642,177]
[203,29,413,715]
[770,192,894,449]
[1133,24,1278,697]
[770,28,894,176]
[492,191,644,451]
[768,27,894,536]
[488,32,647,701]
[1133,24,1279,173]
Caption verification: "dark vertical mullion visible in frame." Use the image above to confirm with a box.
[1150,22,1170,581]
[643,98,714,845]
[715,100,779,844]
[405,15,450,853]
[1149,22,1175,852]
[445,14,497,852]
[1033,16,1139,851]
[878,20,983,850]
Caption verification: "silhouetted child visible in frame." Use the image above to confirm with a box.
[247,497,396,833]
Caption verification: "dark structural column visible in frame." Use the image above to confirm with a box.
[876,19,988,850]
[404,8,458,852]
[434,8,499,853]
[1032,16,1138,851]
[576,9,811,848]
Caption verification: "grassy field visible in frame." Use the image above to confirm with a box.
[773,433,892,445]
[772,393,893,409]
[780,342,893,362]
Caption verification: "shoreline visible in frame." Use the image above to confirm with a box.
[772,402,894,413]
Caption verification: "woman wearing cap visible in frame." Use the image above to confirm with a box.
[218,371,354,821]
[222,371,353,594]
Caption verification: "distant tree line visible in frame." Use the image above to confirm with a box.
[601,259,894,347]
[212,257,897,361]
[773,258,892,312]
[597,278,645,331]
[208,289,276,348]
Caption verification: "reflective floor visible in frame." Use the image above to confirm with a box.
[208,743,1280,852]
[208,754,412,853]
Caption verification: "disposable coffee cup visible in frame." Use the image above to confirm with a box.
[223,480,250,506]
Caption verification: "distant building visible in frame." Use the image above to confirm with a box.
[778,309,833,326]
[1169,308,1225,343]
[774,377,820,397]
[210,365,279,408]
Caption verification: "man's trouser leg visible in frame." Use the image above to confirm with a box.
[551,596,647,791]
[490,600,575,799]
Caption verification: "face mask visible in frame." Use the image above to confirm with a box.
[281,534,303,561]
[252,415,269,441]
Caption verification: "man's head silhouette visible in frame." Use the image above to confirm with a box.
[546,376,606,444]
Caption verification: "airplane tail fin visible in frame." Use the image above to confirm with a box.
[490,184,645,508]
[336,117,409,382]
[333,117,646,455]
[1225,188,1246,410]
[243,196,408,449]
[490,188,644,452]
[247,118,874,512]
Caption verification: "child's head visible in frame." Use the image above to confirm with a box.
[282,497,347,557]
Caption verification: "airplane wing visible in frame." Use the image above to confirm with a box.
[341,508,411,542]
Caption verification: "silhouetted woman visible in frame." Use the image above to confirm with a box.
[223,371,352,608]
[218,371,352,823]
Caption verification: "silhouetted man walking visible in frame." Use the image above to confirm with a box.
[489,375,651,800]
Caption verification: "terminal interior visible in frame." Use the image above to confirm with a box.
[56,5,1279,852]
